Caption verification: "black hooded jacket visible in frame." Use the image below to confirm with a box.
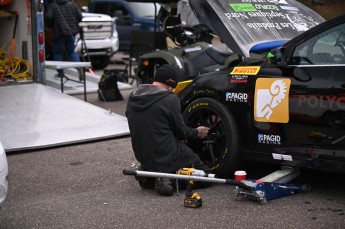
[45,0,82,38]
[126,84,199,172]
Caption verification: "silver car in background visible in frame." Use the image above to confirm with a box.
[0,142,8,208]
[75,12,119,69]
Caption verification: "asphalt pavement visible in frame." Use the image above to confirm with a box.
[0,65,344,228]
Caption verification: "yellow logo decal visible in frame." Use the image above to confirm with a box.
[230,66,260,75]
[254,78,291,123]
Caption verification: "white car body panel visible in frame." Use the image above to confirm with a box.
[0,142,8,208]
[75,12,119,57]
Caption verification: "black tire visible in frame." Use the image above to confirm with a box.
[183,98,240,176]
[302,184,312,193]
[90,56,111,69]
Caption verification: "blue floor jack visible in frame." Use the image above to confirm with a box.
[235,166,311,204]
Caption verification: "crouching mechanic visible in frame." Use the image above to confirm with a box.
[125,64,210,196]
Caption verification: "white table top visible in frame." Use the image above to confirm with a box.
[45,61,91,69]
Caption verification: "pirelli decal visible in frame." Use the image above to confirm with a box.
[230,66,260,75]
[254,78,291,123]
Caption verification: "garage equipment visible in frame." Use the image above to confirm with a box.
[1,11,19,80]
[177,168,215,208]
[123,167,253,208]
[235,166,311,204]
[123,166,310,205]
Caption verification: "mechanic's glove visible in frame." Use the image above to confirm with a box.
[196,126,210,139]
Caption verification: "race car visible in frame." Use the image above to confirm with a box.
[175,0,345,175]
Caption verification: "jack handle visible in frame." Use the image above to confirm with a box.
[225,179,253,191]
[123,169,253,191]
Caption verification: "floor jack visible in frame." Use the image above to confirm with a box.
[123,166,310,206]
[235,166,311,204]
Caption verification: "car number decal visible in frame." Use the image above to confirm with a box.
[230,66,260,75]
[254,78,291,123]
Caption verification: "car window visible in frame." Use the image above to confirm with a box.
[292,23,345,65]
[128,2,161,18]
[94,3,130,18]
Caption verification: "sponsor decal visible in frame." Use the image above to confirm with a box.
[297,95,345,109]
[254,4,279,11]
[226,92,248,102]
[248,11,286,19]
[280,6,299,11]
[266,0,288,4]
[254,78,291,123]
[272,153,292,161]
[224,0,320,32]
[184,46,202,53]
[247,22,288,30]
[229,3,257,12]
[225,11,286,20]
[193,88,217,95]
[258,134,281,144]
[230,66,260,75]
[242,0,270,2]
[231,75,248,83]
[188,102,209,113]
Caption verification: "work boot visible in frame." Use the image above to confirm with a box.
[135,176,155,189]
[134,165,155,189]
[155,177,174,196]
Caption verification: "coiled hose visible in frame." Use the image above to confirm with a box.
[0,43,32,82]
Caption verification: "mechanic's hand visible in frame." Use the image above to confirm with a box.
[196,126,210,139]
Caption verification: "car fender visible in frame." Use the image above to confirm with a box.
[178,66,260,145]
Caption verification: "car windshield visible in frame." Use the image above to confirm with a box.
[128,2,161,18]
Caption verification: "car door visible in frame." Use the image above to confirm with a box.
[110,3,133,52]
[284,22,345,152]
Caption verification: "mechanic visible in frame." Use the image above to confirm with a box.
[45,0,82,78]
[125,64,210,196]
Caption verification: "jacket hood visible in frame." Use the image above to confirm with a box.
[128,84,172,111]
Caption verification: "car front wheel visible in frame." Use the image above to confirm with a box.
[183,97,241,176]
[90,56,111,69]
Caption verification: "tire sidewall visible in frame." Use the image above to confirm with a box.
[183,97,240,176]
[91,56,110,69]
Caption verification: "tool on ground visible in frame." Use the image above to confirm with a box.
[177,168,216,208]
[234,166,311,204]
[123,167,253,208]
[123,168,252,190]
[123,166,311,205]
